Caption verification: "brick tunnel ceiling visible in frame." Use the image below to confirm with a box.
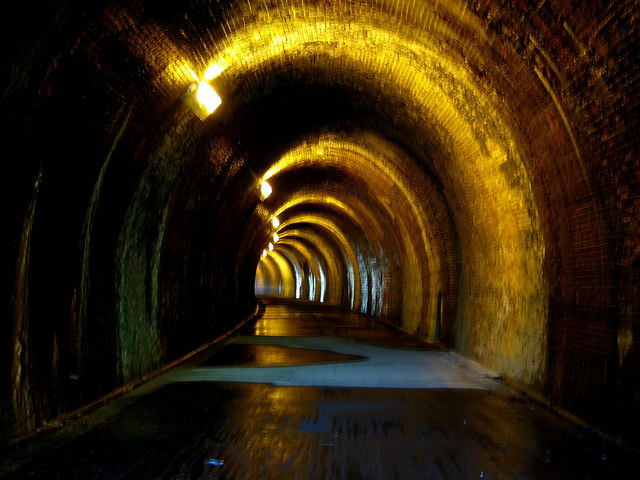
[104,0,607,389]
[115,0,551,384]
[9,0,637,435]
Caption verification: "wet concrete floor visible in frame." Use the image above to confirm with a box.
[1,298,638,479]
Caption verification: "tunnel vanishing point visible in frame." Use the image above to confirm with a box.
[1,0,639,449]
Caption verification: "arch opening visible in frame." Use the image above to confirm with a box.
[4,0,637,447]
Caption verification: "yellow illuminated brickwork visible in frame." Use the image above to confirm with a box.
[110,0,546,385]
[201,1,548,384]
[7,0,639,449]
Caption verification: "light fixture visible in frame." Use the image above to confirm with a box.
[197,81,221,113]
[268,242,274,251]
[262,249,268,258]
[272,216,280,228]
[260,180,272,200]
[181,80,222,121]
[273,232,279,243]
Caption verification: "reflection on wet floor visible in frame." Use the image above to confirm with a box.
[1,298,637,479]
[247,298,441,350]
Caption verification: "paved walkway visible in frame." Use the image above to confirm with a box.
[1,298,637,479]
[180,335,502,389]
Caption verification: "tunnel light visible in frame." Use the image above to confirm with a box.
[262,249,268,258]
[269,242,274,251]
[272,216,280,228]
[260,180,272,200]
[181,81,222,121]
[273,232,279,243]
[196,81,222,113]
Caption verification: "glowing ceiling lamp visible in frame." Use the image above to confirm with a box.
[273,232,279,243]
[181,80,222,121]
[260,180,272,200]
[268,242,274,251]
[272,216,280,228]
[262,249,268,258]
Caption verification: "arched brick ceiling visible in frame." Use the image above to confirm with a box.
[93,0,627,397]
[140,0,547,384]
[3,0,638,443]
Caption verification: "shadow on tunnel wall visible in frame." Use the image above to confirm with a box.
[1,0,640,450]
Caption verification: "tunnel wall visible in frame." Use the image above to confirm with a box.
[481,0,640,434]
[1,0,639,448]
[0,1,260,444]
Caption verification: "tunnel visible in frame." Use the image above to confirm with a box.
[1,0,639,459]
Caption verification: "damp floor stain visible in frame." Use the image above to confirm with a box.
[199,343,365,367]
